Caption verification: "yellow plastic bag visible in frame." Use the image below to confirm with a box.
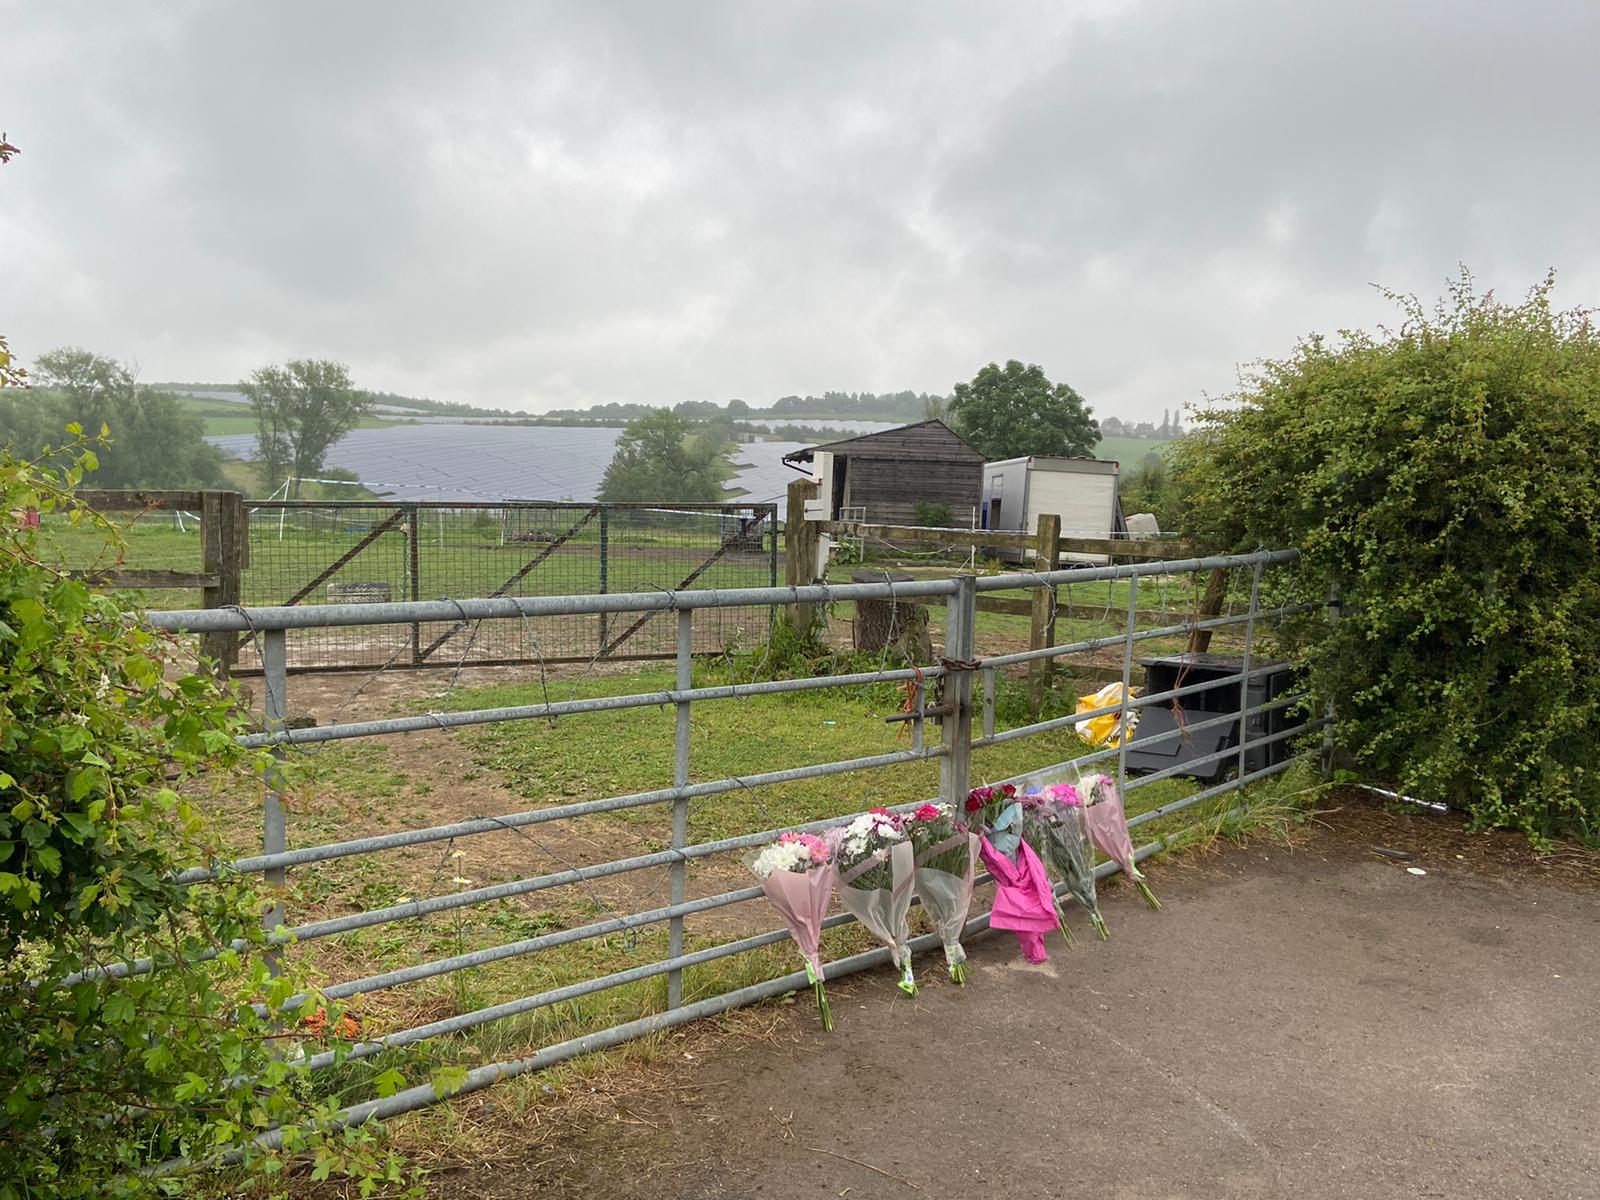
[1075,682,1141,747]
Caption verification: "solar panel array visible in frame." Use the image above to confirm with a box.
[210,425,810,516]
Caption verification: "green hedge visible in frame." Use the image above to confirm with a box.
[1174,274,1600,845]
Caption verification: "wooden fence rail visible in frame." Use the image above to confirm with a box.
[815,519,1192,562]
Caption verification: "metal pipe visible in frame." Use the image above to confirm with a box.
[1117,569,1140,784]
[970,670,1303,750]
[148,579,965,633]
[668,607,693,1009]
[260,630,288,971]
[274,884,768,1012]
[977,602,1317,670]
[1123,718,1327,791]
[940,575,976,808]
[144,550,1301,634]
[1237,559,1264,782]
[983,699,1309,793]
[177,743,948,883]
[1126,752,1308,828]
[81,787,968,987]
[969,549,1299,592]
[214,806,1216,1157]
[235,662,949,750]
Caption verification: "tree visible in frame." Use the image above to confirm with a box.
[240,359,370,495]
[1117,451,1181,529]
[0,333,26,390]
[1174,272,1600,843]
[2,348,228,489]
[0,137,25,391]
[597,410,728,503]
[946,360,1098,460]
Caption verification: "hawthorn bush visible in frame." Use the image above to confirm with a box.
[1174,274,1600,844]
[0,434,410,1196]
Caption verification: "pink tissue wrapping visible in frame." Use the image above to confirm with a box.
[757,861,836,979]
[978,835,1059,934]
[1082,781,1146,882]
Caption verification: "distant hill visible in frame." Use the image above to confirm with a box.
[154,383,515,419]
[1095,434,1175,466]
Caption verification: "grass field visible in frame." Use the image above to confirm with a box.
[172,391,412,437]
[1095,433,1173,466]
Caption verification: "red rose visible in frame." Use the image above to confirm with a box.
[965,795,983,813]
[914,803,940,822]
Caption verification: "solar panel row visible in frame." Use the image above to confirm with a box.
[209,425,811,516]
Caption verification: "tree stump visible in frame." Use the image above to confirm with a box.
[851,569,931,660]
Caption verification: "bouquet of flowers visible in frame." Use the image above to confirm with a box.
[1021,784,1110,940]
[964,783,1018,835]
[906,802,977,984]
[745,831,838,1030]
[1079,772,1160,909]
[831,808,917,995]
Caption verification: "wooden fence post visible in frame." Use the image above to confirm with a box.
[784,478,820,638]
[1028,512,1062,714]
[1186,567,1229,654]
[200,490,245,676]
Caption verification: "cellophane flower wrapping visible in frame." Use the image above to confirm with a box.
[744,832,838,1030]
[1079,772,1160,909]
[906,802,976,983]
[1021,784,1110,940]
[831,809,917,995]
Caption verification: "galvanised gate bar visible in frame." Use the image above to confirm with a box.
[141,547,1324,1146]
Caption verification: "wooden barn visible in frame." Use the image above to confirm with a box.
[782,420,985,526]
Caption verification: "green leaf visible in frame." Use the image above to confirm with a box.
[430,1063,470,1099]
[372,1067,406,1098]
[101,991,136,1025]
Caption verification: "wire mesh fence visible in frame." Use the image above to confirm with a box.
[237,501,779,672]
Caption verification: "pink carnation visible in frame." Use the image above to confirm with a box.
[777,830,832,862]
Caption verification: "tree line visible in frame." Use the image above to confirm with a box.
[0,350,372,496]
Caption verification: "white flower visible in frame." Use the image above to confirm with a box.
[752,840,809,878]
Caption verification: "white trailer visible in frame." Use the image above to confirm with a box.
[982,455,1122,563]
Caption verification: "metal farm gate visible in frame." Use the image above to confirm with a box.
[127,548,1327,1158]
[237,501,779,672]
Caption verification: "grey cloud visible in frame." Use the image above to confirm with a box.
[4,0,1598,418]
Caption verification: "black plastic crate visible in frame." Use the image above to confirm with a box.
[1123,653,1295,782]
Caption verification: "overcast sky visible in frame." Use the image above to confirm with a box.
[4,1,1598,420]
